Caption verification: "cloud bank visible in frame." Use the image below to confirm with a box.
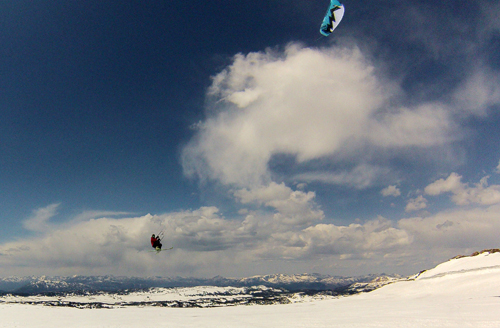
[2,183,500,277]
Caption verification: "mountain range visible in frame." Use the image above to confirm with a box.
[7,249,497,297]
[0,272,402,295]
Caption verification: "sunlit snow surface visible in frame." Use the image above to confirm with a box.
[2,252,500,327]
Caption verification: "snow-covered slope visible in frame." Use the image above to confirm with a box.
[417,249,500,279]
[1,251,499,327]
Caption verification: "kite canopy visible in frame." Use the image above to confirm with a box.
[320,0,345,36]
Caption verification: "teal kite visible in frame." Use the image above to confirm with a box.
[320,0,345,36]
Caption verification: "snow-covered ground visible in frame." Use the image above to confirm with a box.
[2,252,500,328]
[0,285,296,308]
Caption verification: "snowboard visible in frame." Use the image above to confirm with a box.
[149,247,173,253]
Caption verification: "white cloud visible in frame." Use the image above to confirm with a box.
[3,202,500,277]
[294,164,391,190]
[496,159,500,174]
[234,182,294,205]
[425,173,500,206]
[71,210,133,224]
[381,185,401,197]
[453,68,500,117]
[173,40,500,275]
[405,195,428,213]
[424,173,462,196]
[399,204,500,250]
[1,206,244,277]
[23,203,60,232]
[22,203,133,233]
[368,103,455,147]
[0,203,415,276]
[234,182,324,226]
[299,217,412,255]
[182,44,456,189]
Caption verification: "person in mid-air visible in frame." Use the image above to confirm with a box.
[151,234,162,250]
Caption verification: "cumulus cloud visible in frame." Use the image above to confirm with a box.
[381,185,401,197]
[173,35,500,276]
[425,173,462,196]
[425,173,500,206]
[182,44,456,190]
[234,182,295,205]
[234,182,324,226]
[0,204,410,276]
[0,206,244,277]
[3,200,500,277]
[405,195,428,213]
[298,217,412,256]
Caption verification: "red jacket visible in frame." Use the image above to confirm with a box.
[151,237,158,247]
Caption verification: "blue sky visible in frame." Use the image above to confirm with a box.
[1,0,500,278]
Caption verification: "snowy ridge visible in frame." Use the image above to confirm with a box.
[417,249,500,280]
